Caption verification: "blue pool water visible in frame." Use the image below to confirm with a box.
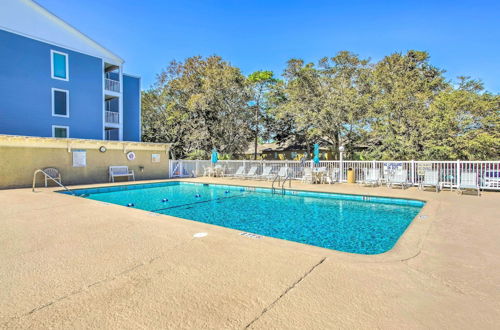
[64,182,424,255]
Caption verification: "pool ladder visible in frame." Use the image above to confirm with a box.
[272,171,292,195]
[32,169,75,195]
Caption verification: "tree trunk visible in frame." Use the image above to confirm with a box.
[253,105,259,160]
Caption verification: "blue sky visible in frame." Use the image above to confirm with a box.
[37,0,500,92]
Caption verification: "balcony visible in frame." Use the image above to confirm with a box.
[105,78,120,93]
[105,111,120,124]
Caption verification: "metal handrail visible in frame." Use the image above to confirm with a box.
[271,173,281,194]
[32,169,74,195]
[281,172,292,194]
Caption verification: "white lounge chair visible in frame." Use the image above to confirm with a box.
[232,166,246,178]
[301,167,313,183]
[419,170,439,192]
[268,167,289,181]
[109,166,135,182]
[458,172,481,196]
[363,168,380,186]
[482,171,500,189]
[244,166,258,179]
[387,170,408,189]
[257,166,273,180]
[42,167,61,187]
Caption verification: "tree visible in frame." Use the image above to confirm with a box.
[423,77,500,160]
[142,56,253,158]
[364,50,448,159]
[275,51,371,158]
[247,71,278,159]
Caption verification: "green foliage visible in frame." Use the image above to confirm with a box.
[423,77,499,160]
[142,56,252,158]
[142,52,499,161]
[247,70,279,159]
[362,51,447,159]
[185,149,209,160]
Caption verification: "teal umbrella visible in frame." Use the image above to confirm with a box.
[211,148,218,164]
[313,144,320,164]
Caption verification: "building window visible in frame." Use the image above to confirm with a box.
[52,88,69,117]
[52,125,69,138]
[51,50,69,81]
[105,127,120,141]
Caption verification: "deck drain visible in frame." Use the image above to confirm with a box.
[193,232,208,238]
[240,232,262,239]
[419,215,428,219]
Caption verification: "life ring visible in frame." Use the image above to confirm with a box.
[126,151,136,161]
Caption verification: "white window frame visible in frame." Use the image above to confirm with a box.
[52,88,70,118]
[50,50,69,81]
[52,125,70,138]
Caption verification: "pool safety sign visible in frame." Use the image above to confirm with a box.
[417,163,433,176]
[72,150,86,167]
[383,162,402,176]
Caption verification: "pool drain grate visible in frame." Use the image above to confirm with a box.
[240,232,263,239]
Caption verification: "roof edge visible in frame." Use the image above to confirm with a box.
[30,0,124,64]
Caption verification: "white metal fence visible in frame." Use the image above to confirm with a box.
[169,159,500,191]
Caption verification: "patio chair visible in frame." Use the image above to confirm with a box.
[232,165,246,178]
[362,168,380,186]
[244,166,258,179]
[203,166,214,177]
[458,172,481,196]
[387,170,409,189]
[301,167,313,183]
[214,164,225,177]
[481,171,500,189]
[42,167,61,187]
[419,170,440,192]
[325,168,340,184]
[257,166,273,180]
[278,167,289,178]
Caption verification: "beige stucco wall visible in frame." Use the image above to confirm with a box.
[0,135,171,189]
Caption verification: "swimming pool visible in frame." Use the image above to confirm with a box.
[64,182,424,255]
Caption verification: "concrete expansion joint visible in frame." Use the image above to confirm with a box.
[243,257,327,329]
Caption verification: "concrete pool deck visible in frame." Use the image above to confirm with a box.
[1,178,499,329]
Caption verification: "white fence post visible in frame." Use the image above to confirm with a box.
[456,159,461,188]
[339,152,344,182]
[411,160,415,185]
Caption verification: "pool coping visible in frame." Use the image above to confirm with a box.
[51,178,436,263]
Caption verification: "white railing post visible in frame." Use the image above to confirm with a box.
[339,152,344,182]
[411,160,415,185]
[456,159,461,188]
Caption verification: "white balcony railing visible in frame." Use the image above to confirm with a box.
[105,111,120,124]
[105,78,120,93]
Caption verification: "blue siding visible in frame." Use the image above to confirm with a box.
[0,29,103,139]
[123,75,141,141]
